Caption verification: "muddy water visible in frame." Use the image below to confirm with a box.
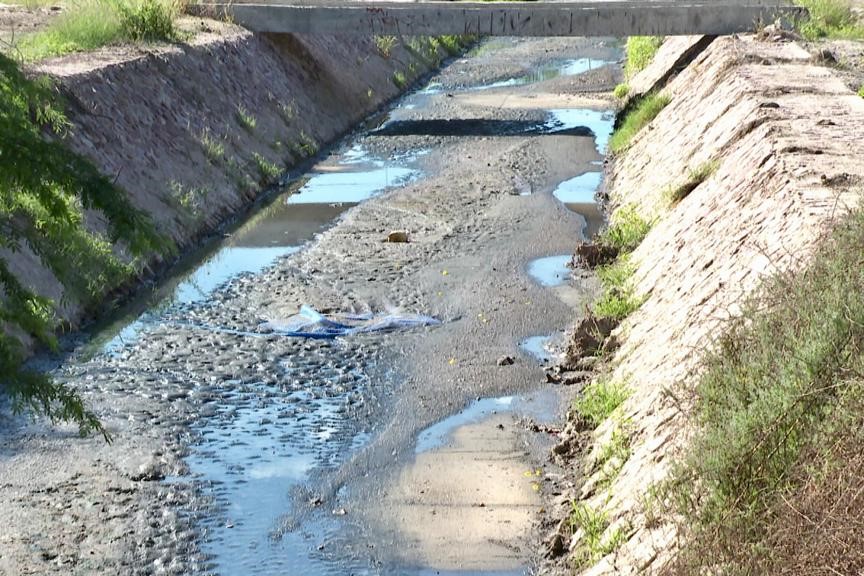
[79,38,618,576]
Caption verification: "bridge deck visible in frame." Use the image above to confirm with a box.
[192,1,805,37]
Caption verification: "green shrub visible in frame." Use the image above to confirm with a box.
[795,0,864,40]
[574,379,630,428]
[858,84,864,98]
[117,0,179,42]
[613,83,629,99]
[16,0,180,61]
[609,92,670,154]
[668,207,864,570]
[393,70,407,89]
[0,54,168,438]
[599,204,653,252]
[624,36,663,78]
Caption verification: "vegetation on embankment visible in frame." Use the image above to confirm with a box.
[9,0,183,61]
[608,92,669,153]
[614,36,663,100]
[0,53,169,437]
[663,206,864,574]
[555,26,864,576]
[623,36,663,78]
[795,0,864,40]
[590,206,653,320]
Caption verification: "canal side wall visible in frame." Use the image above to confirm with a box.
[9,22,449,328]
[556,36,864,574]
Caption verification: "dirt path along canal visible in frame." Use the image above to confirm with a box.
[0,37,622,576]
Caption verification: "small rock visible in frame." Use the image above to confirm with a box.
[386,230,409,243]
[545,533,566,558]
[332,508,347,516]
[131,460,165,482]
[497,355,515,366]
[814,48,837,64]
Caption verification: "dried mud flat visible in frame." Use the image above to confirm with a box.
[0,37,621,575]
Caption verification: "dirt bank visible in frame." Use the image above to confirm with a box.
[544,35,864,575]
[3,18,454,328]
[0,37,622,575]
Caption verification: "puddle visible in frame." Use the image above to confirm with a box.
[552,171,605,239]
[553,171,602,205]
[416,396,514,453]
[475,57,613,91]
[287,147,424,205]
[527,255,572,287]
[520,335,559,365]
[417,390,563,454]
[545,109,615,154]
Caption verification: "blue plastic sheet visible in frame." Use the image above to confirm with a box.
[260,305,441,339]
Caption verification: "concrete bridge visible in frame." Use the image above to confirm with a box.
[192,1,805,37]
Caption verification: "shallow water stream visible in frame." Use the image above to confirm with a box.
[81,37,618,576]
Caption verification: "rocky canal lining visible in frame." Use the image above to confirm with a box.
[543,35,864,575]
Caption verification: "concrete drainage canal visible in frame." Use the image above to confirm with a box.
[57,37,620,575]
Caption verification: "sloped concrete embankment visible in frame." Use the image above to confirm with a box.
[9,24,448,325]
[554,35,864,574]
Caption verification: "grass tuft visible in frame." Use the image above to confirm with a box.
[609,92,670,154]
[613,83,629,99]
[253,152,281,184]
[624,36,663,78]
[235,105,257,132]
[595,420,633,487]
[574,379,630,428]
[593,255,644,319]
[393,70,407,89]
[374,35,398,58]
[858,84,864,98]
[569,502,629,569]
[199,130,225,165]
[665,160,718,205]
